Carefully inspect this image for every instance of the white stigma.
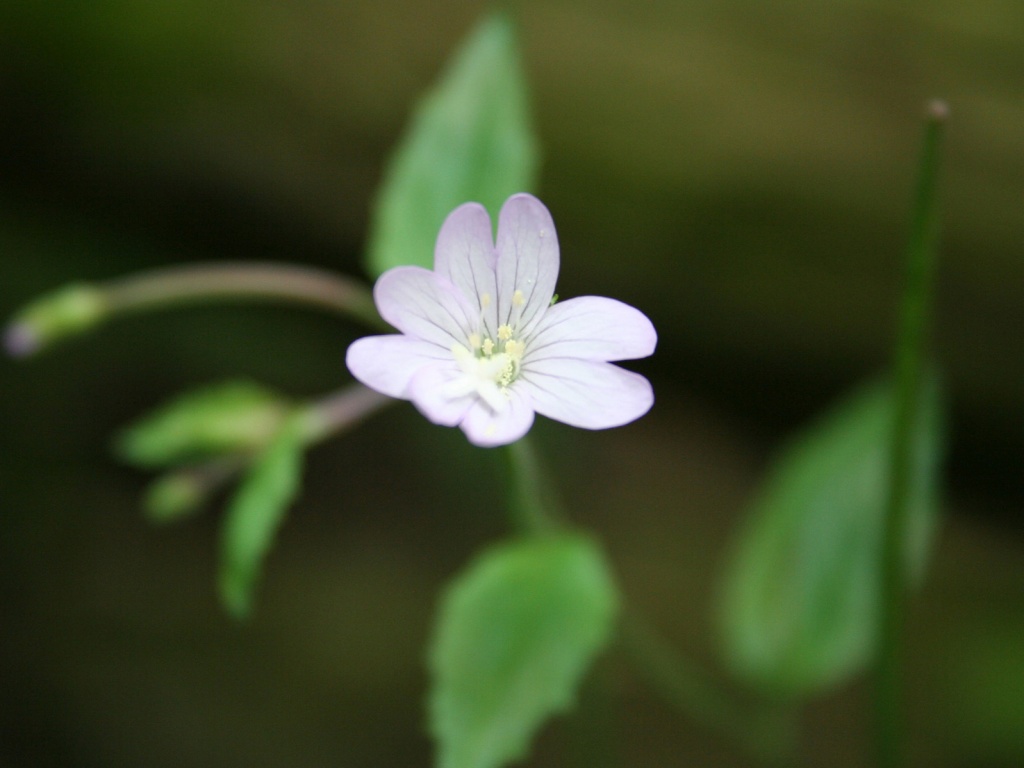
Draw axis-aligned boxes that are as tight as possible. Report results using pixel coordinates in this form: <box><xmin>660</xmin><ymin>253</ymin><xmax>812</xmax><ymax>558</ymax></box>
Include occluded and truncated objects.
<box><xmin>449</xmin><ymin>343</ymin><xmax>513</xmax><ymax>412</ymax></box>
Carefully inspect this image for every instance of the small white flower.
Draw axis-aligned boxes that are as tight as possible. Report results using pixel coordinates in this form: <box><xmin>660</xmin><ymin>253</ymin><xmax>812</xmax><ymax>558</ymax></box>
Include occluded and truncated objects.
<box><xmin>346</xmin><ymin>193</ymin><xmax>656</xmax><ymax>447</ymax></box>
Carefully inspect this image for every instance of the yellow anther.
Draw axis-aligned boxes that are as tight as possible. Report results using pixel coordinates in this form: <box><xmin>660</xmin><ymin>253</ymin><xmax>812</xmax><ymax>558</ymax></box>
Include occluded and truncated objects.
<box><xmin>512</xmin><ymin>289</ymin><xmax>525</xmax><ymax>307</ymax></box>
<box><xmin>498</xmin><ymin>359</ymin><xmax>516</xmax><ymax>387</ymax></box>
<box><xmin>504</xmin><ymin>339</ymin><xmax>523</xmax><ymax>357</ymax></box>
<box><xmin>481</xmin><ymin>338</ymin><xmax>495</xmax><ymax>356</ymax></box>
<box><xmin>480</xmin><ymin>293</ymin><xmax>492</xmax><ymax>309</ymax></box>
<box><xmin>497</xmin><ymin>324</ymin><xmax>513</xmax><ymax>341</ymax></box>
<box><xmin>468</xmin><ymin>333</ymin><xmax>482</xmax><ymax>350</ymax></box>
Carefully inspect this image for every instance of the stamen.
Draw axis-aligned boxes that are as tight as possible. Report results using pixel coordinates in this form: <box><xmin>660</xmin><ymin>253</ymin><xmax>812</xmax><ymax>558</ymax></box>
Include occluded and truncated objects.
<box><xmin>468</xmin><ymin>333</ymin><xmax>482</xmax><ymax>350</ymax></box>
<box><xmin>498</xmin><ymin>357</ymin><xmax>517</xmax><ymax>388</ymax></box>
<box><xmin>512</xmin><ymin>290</ymin><xmax>525</xmax><ymax>307</ymax></box>
<box><xmin>497</xmin><ymin>324</ymin><xmax>513</xmax><ymax>341</ymax></box>
<box><xmin>480</xmin><ymin>293</ymin><xmax>492</xmax><ymax>309</ymax></box>
<box><xmin>481</xmin><ymin>338</ymin><xmax>495</xmax><ymax>356</ymax></box>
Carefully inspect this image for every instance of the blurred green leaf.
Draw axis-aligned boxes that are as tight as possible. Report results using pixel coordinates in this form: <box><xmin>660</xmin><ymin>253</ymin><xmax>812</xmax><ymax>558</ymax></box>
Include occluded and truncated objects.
<box><xmin>145</xmin><ymin>470</ymin><xmax>208</xmax><ymax>523</ymax></box>
<box><xmin>365</xmin><ymin>11</ymin><xmax>538</xmax><ymax>277</ymax></box>
<box><xmin>218</xmin><ymin>417</ymin><xmax>305</xmax><ymax>619</ymax></box>
<box><xmin>115</xmin><ymin>381</ymin><xmax>291</xmax><ymax>468</ymax></box>
<box><xmin>719</xmin><ymin>377</ymin><xmax>943</xmax><ymax>697</ymax></box>
<box><xmin>429</xmin><ymin>534</ymin><xmax>618</xmax><ymax>768</ymax></box>
<box><xmin>142</xmin><ymin>458</ymin><xmax>243</xmax><ymax>524</ymax></box>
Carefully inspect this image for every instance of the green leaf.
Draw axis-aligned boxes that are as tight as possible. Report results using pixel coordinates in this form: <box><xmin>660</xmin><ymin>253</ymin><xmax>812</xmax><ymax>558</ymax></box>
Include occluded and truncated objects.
<box><xmin>719</xmin><ymin>377</ymin><xmax>943</xmax><ymax>697</ymax></box>
<box><xmin>218</xmin><ymin>417</ymin><xmax>305</xmax><ymax>619</ymax></box>
<box><xmin>365</xmin><ymin>11</ymin><xmax>538</xmax><ymax>277</ymax></box>
<box><xmin>115</xmin><ymin>380</ymin><xmax>290</xmax><ymax>468</ymax></box>
<box><xmin>429</xmin><ymin>534</ymin><xmax>618</xmax><ymax>768</ymax></box>
<box><xmin>142</xmin><ymin>458</ymin><xmax>243</xmax><ymax>524</ymax></box>
<box><xmin>144</xmin><ymin>470</ymin><xmax>209</xmax><ymax>523</ymax></box>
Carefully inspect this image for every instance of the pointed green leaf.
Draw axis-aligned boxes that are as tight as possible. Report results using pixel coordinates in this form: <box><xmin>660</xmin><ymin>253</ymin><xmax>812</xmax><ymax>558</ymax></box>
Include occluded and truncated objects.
<box><xmin>365</xmin><ymin>11</ymin><xmax>538</xmax><ymax>277</ymax></box>
<box><xmin>719</xmin><ymin>377</ymin><xmax>943</xmax><ymax>697</ymax></box>
<box><xmin>218</xmin><ymin>417</ymin><xmax>305</xmax><ymax>619</ymax></box>
<box><xmin>115</xmin><ymin>381</ymin><xmax>290</xmax><ymax>468</ymax></box>
<box><xmin>429</xmin><ymin>534</ymin><xmax>618</xmax><ymax>768</ymax></box>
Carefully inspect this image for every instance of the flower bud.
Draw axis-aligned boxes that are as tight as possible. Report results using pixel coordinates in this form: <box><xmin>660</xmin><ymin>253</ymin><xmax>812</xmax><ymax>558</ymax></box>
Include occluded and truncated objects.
<box><xmin>5</xmin><ymin>284</ymin><xmax>107</xmax><ymax>358</ymax></box>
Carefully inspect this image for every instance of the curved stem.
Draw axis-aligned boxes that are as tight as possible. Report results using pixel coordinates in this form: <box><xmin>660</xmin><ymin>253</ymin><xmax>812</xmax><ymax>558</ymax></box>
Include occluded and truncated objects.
<box><xmin>104</xmin><ymin>262</ymin><xmax>385</xmax><ymax>329</ymax></box>
<box><xmin>875</xmin><ymin>100</ymin><xmax>947</xmax><ymax>768</ymax></box>
<box><xmin>300</xmin><ymin>384</ymin><xmax>394</xmax><ymax>444</ymax></box>
<box><xmin>7</xmin><ymin>263</ymin><xmax>387</xmax><ymax>358</ymax></box>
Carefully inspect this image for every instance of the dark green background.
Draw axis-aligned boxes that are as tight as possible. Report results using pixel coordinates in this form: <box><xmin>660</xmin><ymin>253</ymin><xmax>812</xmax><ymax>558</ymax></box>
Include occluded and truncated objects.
<box><xmin>2</xmin><ymin>1</ymin><xmax>1022</xmax><ymax>766</ymax></box>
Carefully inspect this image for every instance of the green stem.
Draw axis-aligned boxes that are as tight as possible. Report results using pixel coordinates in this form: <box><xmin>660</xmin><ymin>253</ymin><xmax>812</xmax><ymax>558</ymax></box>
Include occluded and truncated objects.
<box><xmin>104</xmin><ymin>262</ymin><xmax>385</xmax><ymax>329</ymax></box>
<box><xmin>6</xmin><ymin>262</ymin><xmax>386</xmax><ymax>356</ymax></box>
<box><xmin>875</xmin><ymin>99</ymin><xmax>948</xmax><ymax>768</ymax></box>
<box><xmin>502</xmin><ymin>436</ymin><xmax>564</xmax><ymax>535</ymax></box>
<box><xmin>300</xmin><ymin>383</ymin><xmax>394</xmax><ymax>444</ymax></box>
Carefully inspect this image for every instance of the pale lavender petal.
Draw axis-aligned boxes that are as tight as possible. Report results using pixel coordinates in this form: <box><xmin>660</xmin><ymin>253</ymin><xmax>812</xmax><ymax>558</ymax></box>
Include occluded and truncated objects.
<box><xmin>346</xmin><ymin>335</ymin><xmax>450</xmax><ymax>399</ymax></box>
<box><xmin>459</xmin><ymin>387</ymin><xmax>535</xmax><ymax>447</ymax></box>
<box><xmin>494</xmin><ymin>194</ymin><xmax>559</xmax><ymax>338</ymax></box>
<box><xmin>433</xmin><ymin>202</ymin><xmax>499</xmax><ymax>338</ymax></box>
<box><xmin>407</xmin><ymin>363</ymin><xmax>476</xmax><ymax>427</ymax></box>
<box><xmin>525</xmin><ymin>296</ymin><xmax>657</xmax><ymax>363</ymax></box>
<box><xmin>374</xmin><ymin>266</ymin><xmax>477</xmax><ymax>348</ymax></box>
<box><xmin>521</xmin><ymin>358</ymin><xmax>653</xmax><ymax>429</ymax></box>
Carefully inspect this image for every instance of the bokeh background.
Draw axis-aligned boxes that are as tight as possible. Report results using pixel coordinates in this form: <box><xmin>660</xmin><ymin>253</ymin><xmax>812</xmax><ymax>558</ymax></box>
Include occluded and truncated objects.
<box><xmin>2</xmin><ymin>1</ymin><xmax>1022</xmax><ymax>766</ymax></box>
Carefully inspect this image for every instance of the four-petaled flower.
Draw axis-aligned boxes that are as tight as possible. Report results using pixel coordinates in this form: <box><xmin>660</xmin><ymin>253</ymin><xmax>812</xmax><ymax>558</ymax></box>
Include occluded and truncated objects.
<box><xmin>346</xmin><ymin>193</ymin><xmax>656</xmax><ymax>447</ymax></box>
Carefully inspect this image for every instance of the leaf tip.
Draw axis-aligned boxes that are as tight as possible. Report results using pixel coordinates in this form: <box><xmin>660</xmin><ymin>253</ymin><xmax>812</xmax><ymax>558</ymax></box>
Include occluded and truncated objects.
<box><xmin>218</xmin><ymin>570</ymin><xmax>255</xmax><ymax>621</ymax></box>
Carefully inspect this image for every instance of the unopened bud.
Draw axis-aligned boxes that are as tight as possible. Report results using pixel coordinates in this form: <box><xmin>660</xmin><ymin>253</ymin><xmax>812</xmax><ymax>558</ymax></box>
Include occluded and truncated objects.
<box><xmin>4</xmin><ymin>284</ymin><xmax>107</xmax><ymax>358</ymax></box>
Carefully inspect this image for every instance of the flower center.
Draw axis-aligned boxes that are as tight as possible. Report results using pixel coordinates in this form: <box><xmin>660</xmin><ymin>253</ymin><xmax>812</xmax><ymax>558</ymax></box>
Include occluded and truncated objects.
<box><xmin>444</xmin><ymin>290</ymin><xmax>529</xmax><ymax>411</ymax></box>
<box><xmin>463</xmin><ymin>326</ymin><xmax>524</xmax><ymax>384</ymax></box>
